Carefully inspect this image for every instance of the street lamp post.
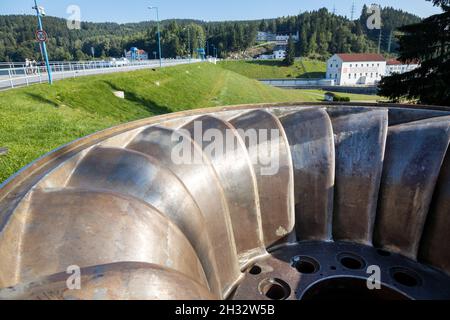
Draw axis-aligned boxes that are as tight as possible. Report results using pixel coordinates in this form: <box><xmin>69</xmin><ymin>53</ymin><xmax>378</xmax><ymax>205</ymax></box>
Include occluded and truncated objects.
<box><xmin>149</xmin><ymin>6</ymin><xmax>162</xmax><ymax>68</ymax></box>
<box><xmin>33</xmin><ymin>0</ymin><xmax>52</xmax><ymax>84</ymax></box>
<box><xmin>184</xmin><ymin>27</ymin><xmax>191</xmax><ymax>63</ymax></box>
<box><xmin>211</xmin><ymin>44</ymin><xmax>217</xmax><ymax>59</ymax></box>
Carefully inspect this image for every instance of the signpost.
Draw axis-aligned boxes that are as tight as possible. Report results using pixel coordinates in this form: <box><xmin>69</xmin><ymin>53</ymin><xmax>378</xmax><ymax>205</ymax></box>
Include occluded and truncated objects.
<box><xmin>33</xmin><ymin>0</ymin><xmax>53</xmax><ymax>84</ymax></box>
<box><xmin>35</xmin><ymin>30</ymin><xmax>47</xmax><ymax>42</ymax></box>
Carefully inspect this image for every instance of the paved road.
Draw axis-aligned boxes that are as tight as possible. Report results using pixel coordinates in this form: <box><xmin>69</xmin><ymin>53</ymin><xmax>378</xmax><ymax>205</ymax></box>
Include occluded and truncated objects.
<box><xmin>0</xmin><ymin>59</ymin><xmax>198</xmax><ymax>91</ymax></box>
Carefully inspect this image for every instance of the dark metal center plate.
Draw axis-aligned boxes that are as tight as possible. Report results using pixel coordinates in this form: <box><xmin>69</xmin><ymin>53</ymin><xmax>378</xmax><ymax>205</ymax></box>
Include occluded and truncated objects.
<box><xmin>231</xmin><ymin>241</ymin><xmax>450</xmax><ymax>300</ymax></box>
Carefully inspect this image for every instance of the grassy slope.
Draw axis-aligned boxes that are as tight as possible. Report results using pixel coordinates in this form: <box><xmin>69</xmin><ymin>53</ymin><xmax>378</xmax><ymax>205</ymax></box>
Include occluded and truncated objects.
<box><xmin>218</xmin><ymin>59</ymin><xmax>327</xmax><ymax>79</ymax></box>
<box><xmin>0</xmin><ymin>62</ymin><xmax>379</xmax><ymax>183</ymax></box>
<box><xmin>0</xmin><ymin>63</ymin><xmax>307</xmax><ymax>182</ymax></box>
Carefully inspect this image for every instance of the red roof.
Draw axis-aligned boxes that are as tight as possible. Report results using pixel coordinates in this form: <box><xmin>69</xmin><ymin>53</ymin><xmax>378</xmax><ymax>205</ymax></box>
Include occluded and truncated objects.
<box><xmin>336</xmin><ymin>53</ymin><xmax>386</xmax><ymax>62</ymax></box>
<box><xmin>387</xmin><ymin>58</ymin><xmax>420</xmax><ymax>65</ymax></box>
<box><xmin>387</xmin><ymin>59</ymin><xmax>402</xmax><ymax>65</ymax></box>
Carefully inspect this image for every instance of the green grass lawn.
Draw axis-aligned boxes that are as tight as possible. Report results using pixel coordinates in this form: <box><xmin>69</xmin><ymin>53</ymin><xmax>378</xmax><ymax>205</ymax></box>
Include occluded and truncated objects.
<box><xmin>218</xmin><ymin>59</ymin><xmax>327</xmax><ymax>79</ymax></box>
<box><xmin>0</xmin><ymin>62</ymin><xmax>378</xmax><ymax>183</ymax></box>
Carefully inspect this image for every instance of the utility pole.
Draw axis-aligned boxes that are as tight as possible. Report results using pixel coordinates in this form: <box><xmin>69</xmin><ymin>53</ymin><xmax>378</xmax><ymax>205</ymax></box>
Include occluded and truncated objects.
<box><xmin>387</xmin><ymin>29</ymin><xmax>393</xmax><ymax>53</ymax></box>
<box><xmin>374</xmin><ymin>3</ymin><xmax>383</xmax><ymax>54</ymax></box>
<box><xmin>149</xmin><ymin>6</ymin><xmax>162</xmax><ymax>68</ymax></box>
<box><xmin>185</xmin><ymin>26</ymin><xmax>191</xmax><ymax>62</ymax></box>
<box><xmin>377</xmin><ymin>28</ymin><xmax>382</xmax><ymax>54</ymax></box>
<box><xmin>211</xmin><ymin>44</ymin><xmax>216</xmax><ymax>59</ymax></box>
<box><xmin>33</xmin><ymin>0</ymin><xmax>52</xmax><ymax>84</ymax></box>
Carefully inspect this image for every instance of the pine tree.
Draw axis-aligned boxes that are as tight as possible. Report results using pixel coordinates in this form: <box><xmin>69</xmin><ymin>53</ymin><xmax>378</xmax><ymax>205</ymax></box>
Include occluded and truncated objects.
<box><xmin>284</xmin><ymin>35</ymin><xmax>296</xmax><ymax>66</ymax></box>
<box><xmin>379</xmin><ymin>0</ymin><xmax>450</xmax><ymax>105</ymax></box>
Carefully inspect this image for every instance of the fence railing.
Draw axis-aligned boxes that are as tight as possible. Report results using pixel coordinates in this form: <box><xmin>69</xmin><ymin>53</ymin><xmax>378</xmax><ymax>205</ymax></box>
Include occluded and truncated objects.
<box><xmin>0</xmin><ymin>59</ymin><xmax>200</xmax><ymax>90</ymax></box>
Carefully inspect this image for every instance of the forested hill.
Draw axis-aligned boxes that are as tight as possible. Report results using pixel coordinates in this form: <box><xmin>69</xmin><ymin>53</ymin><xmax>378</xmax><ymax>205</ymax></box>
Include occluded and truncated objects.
<box><xmin>0</xmin><ymin>6</ymin><xmax>421</xmax><ymax>62</ymax></box>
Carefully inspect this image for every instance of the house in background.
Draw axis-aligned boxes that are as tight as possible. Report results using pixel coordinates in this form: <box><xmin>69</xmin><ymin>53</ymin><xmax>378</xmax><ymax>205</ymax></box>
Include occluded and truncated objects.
<box><xmin>257</xmin><ymin>46</ymin><xmax>287</xmax><ymax>60</ymax></box>
<box><xmin>256</xmin><ymin>31</ymin><xmax>299</xmax><ymax>45</ymax></box>
<box><xmin>126</xmin><ymin>47</ymin><xmax>149</xmax><ymax>61</ymax></box>
<box><xmin>326</xmin><ymin>53</ymin><xmax>386</xmax><ymax>86</ymax></box>
<box><xmin>273</xmin><ymin>45</ymin><xmax>287</xmax><ymax>59</ymax></box>
<box><xmin>385</xmin><ymin>58</ymin><xmax>420</xmax><ymax>76</ymax></box>
<box><xmin>257</xmin><ymin>54</ymin><xmax>275</xmax><ymax>60</ymax></box>
<box><xmin>275</xmin><ymin>32</ymin><xmax>300</xmax><ymax>45</ymax></box>
<box><xmin>256</xmin><ymin>31</ymin><xmax>276</xmax><ymax>42</ymax></box>
<box><xmin>273</xmin><ymin>49</ymin><xmax>286</xmax><ymax>60</ymax></box>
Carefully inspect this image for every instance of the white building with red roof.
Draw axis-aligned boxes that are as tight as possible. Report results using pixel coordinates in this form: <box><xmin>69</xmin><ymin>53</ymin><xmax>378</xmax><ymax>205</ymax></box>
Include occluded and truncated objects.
<box><xmin>326</xmin><ymin>53</ymin><xmax>387</xmax><ymax>86</ymax></box>
<box><xmin>385</xmin><ymin>58</ymin><xmax>420</xmax><ymax>76</ymax></box>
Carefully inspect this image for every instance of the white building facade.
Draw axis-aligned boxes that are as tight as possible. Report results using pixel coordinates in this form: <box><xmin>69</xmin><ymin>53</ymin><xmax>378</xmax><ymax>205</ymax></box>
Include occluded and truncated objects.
<box><xmin>273</xmin><ymin>49</ymin><xmax>286</xmax><ymax>59</ymax></box>
<box><xmin>385</xmin><ymin>59</ymin><xmax>419</xmax><ymax>76</ymax></box>
<box><xmin>326</xmin><ymin>53</ymin><xmax>386</xmax><ymax>86</ymax></box>
<box><xmin>257</xmin><ymin>54</ymin><xmax>275</xmax><ymax>60</ymax></box>
<box><xmin>256</xmin><ymin>31</ymin><xmax>299</xmax><ymax>45</ymax></box>
<box><xmin>257</xmin><ymin>45</ymin><xmax>287</xmax><ymax>60</ymax></box>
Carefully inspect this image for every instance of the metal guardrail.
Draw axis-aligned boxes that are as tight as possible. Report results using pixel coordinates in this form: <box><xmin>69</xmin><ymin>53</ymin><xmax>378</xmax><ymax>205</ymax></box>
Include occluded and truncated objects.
<box><xmin>0</xmin><ymin>59</ymin><xmax>201</xmax><ymax>90</ymax></box>
<box><xmin>259</xmin><ymin>78</ymin><xmax>336</xmax><ymax>86</ymax></box>
<box><xmin>0</xmin><ymin>59</ymin><xmax>171</xmax><ymax>69</ymax></box>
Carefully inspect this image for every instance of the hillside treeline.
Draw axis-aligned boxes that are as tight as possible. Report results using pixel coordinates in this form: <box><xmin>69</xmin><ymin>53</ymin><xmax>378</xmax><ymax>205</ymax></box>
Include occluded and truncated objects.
<box><xmin>0</xmin><ymin>6</ymin><xmax>420</xmax><ymax>62</ymax></box>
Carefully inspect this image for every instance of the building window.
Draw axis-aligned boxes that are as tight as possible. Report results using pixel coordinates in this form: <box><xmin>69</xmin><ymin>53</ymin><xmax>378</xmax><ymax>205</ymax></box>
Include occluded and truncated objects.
<box><xmin>349</xmin><ymin>74</ymin><xmax>351</xmax><ymax>79</ymax></box>
<box><xmin>356</xmin><ymin>64</ymin><xmax>358</xmax><ymax>67</ymax></box>
<box><xmin>350</xmin><ymin>64</ymin><xmax>352</xmax><ymax>67</ymax></box>
<box><xmin>370</xmin><ymin>73</ymin><xmax>373</xmax><ymax>78</ymax></box>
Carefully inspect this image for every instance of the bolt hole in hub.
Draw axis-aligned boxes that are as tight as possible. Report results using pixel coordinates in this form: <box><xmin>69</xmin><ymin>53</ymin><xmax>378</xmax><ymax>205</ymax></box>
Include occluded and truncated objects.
<box><xmin>292</xmin><ymin>256</ymin><xmax>320</xmax><ymax>274</ymax></box>
<box><xmin>301</xmin><ymin>278</ymin><xmax>410</xmax><ymax>300</ymax></box>
<box><xmin>249</xmin><ymin>265</ymin><xmax>262</xmax><ymax>275</ymax></box>
<box><xmin>391</xmin><ymin>267</ymin><xmax>422</xmax><ymax>287</ymax></box>
<box><xmin>338</xmin><ymin>253</ymin><xmax>366</xmax><ymax>270</ymax></box>
<box><xmin>259</xmin><ymin>278</ymin><xmax>291</xmax><ymax>300</ymax></box>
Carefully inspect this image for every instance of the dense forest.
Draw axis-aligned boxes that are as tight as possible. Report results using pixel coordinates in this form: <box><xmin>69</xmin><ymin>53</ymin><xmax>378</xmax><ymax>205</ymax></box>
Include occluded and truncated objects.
<box><xmin>0</xmin><ymin>6</ymin><xmax>421</xmax><ymax>62</ymax></box>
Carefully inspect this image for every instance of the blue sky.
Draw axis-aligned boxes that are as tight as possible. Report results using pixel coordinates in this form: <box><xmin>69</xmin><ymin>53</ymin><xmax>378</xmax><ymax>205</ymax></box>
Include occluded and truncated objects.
<box><xmin>0</xmin><ymin>0</ymin><xmax>442</xmax><ymax>23</ymax></box>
